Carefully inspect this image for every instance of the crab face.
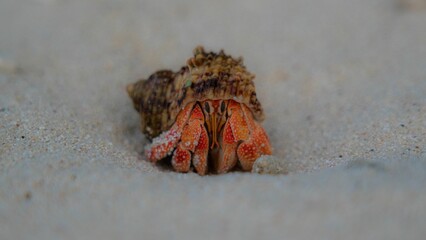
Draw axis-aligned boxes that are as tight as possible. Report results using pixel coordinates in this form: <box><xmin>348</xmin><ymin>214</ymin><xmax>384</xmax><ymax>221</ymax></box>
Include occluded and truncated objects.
<box><xmin>127</xmin><ymin>46</ymin><xmax>273</xmax><ymax>175</ymax></box>
<box><xmin>201</xmin><ymin>100</ymin><xmax>227</xmax><ymax>149</ymax></box>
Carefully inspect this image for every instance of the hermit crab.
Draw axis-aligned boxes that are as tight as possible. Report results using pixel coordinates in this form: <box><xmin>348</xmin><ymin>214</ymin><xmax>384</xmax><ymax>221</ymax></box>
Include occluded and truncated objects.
<box><xmin>127</xmin><ymin>46</ymin><xmax>272</xmax><ymax>175</ymax></box>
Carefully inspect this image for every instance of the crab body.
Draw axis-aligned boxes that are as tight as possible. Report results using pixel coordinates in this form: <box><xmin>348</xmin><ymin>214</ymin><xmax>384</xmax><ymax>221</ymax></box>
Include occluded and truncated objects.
<box><xmin>127</xmin><ymin>46</ymin><xmax>272</xmax><ymax>175</ymax></box>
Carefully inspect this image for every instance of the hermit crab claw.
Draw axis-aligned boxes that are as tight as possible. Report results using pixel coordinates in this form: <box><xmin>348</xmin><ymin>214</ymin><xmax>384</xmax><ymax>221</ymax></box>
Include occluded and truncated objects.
<box><xmin>144</xmin><ymin>102</ymin><xmax>209</xmax><ymax>175</ymax></box>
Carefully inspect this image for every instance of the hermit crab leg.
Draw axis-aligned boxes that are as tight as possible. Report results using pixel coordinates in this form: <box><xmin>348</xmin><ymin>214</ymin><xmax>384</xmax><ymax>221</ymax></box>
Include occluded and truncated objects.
<box><xmin>145</xmin><ymin>102</ymin><xmax>195</xmax><ymax>162</ymax></box>
<box><xmin>192</xmin><ymin>124</ymin><xmax>209</xmax><ymax>175</ymax></box>
<box><xmin>217</xmin><ymin>101</ymin><xmax>250</xmax><ymax>173</ymax></box>
<box><xmin>237</xmin><ymin>105</ymin><xmax>272</xmax><ymax>171</ymax></box>
<box><xmin>217</xmin><ymin>120</ymin><xmax>238</xmax><ymax>174</ymax></box>
<box><xmin>171</xmin><ymin>104</ymin><xmax>208</xmax><ymax>174</ymax></box>
<box><xmin>241</xmin><ymin>104</ymin><xmax>272</xmax><ymax>155</ymax></box>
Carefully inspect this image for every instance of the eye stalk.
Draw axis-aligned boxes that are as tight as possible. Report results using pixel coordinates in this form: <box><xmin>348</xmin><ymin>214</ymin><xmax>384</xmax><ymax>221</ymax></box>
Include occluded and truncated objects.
<box><xmin>201</xmin><ymin>100</ymin><xmax>228</xmax><ymax>149</ymax></box>
<box><xmin>204</xmin><ymin>102</ymin><xmax>211</xmax><ymax>114</ymax></box>
<box><xmin>220</xmin><ymin>101</ymin><xmax>226</xmax><ymax>114</ymax></box>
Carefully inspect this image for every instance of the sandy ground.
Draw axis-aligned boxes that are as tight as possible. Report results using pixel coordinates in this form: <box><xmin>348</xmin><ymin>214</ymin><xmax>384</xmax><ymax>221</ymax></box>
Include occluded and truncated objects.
<box><xmin>1</xmin><ymin>0</ymin><xmax>426</xmax><ymax>239</ymax></box>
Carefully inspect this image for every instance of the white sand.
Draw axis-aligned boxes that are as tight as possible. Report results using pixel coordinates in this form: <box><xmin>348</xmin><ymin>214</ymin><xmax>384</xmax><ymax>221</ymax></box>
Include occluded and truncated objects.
<box><xmin>1</xmin><ymin>0</ymin><xmax>426</xmax><ymax>239</ymax></box>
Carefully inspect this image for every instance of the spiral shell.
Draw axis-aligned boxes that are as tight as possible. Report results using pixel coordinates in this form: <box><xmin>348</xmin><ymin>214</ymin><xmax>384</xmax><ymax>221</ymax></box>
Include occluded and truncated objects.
<box><xmin>127</xmin><ymin>46</ymin><xmax>265</xmax><ymax>139</ymax></box>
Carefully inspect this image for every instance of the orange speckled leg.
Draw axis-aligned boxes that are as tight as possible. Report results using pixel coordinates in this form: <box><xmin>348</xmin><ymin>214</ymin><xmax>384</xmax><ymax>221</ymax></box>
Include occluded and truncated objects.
<box><xmin>171</xmin><ymin>145</ymin><xmax>191</xmax><ymax>172</ymax></box>
<box><xmin>252</xmin><ymin>123</ymin><xmax>273</xmax><ymax>155</ymax></box>
<box><xmin>192</xmin><ymin>124</ymin><xmax>209</xmax><ymax>175</ymax></box>
<box><xmin>236</xmin><ymin>141</ymin><xmax>260</xmax><ymax>171</ymax></box>
<box><xmin>145</xmin><ymin>102</ymin><xmax>195</xmax><ymax>162</ymax></box>
<box><xmin>171</xmin><ymin>118</ymin><xmax>201</xmax><ymax>172</ymax></box>
<box><xmin>237</xmin><ymin>105</ymin><xmax>272</xmax><ymax>171</ymax></box>
<box><xmin>217</xmin><ymin>101</ymin><xmax>249</xmax><ymax>173</ymax></box>
<box><xmin>171</xmin><ymin>104</ymin><xmax>208</xmax><ymax>174</ymax></box>
<box><xmin>217</xmin><ymin>125</ymin><xmax>238</xmax><ymax>173</ymax></box>
<box><xmin>242</xmin><ymin>105</ymin><xmax>272</xmax><ymax>155</ymax></box>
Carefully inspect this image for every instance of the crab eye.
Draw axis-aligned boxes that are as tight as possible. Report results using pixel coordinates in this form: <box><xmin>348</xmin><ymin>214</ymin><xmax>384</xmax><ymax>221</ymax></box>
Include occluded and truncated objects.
<box><xmin>220</xmin><ymin>101</ymin><xmax>226</xmax><ymax>113</ymax></box>
<box><xmin>204</xmin><ymin>102</ymin><xmax>210</xmax><ymax>114</ymax></box>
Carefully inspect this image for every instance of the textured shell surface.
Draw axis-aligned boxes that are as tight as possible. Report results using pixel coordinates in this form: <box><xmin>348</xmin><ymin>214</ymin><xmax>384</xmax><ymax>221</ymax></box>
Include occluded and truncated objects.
<box><xmin>127</xmin><ymin>46</ymin><xmax>265</xmax><ymax>139</ymax></box>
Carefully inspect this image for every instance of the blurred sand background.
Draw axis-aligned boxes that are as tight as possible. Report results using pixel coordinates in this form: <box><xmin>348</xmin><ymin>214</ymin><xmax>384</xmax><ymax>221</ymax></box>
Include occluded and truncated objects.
<box><xmin>1</xmin><ymin>0</ymin><xmax>426</xmax><ymax>239</ymax></box>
